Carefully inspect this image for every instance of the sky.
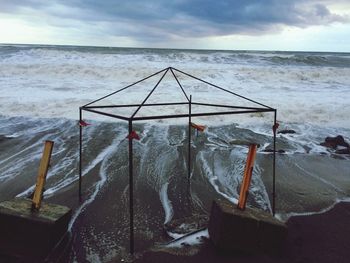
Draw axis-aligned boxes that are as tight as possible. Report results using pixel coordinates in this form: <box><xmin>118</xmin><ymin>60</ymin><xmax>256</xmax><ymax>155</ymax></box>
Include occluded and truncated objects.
<box><xmin>0</xmin><ymin>0</ymin><xmax>349</xmax><ymax>52</ymax></box>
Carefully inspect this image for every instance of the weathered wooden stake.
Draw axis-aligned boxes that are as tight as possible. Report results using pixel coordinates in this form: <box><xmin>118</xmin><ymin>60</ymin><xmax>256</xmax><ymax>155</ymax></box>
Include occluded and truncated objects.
<box><xmin>31</xmin><ymin>140</ymin><xmax>54</xmax><ymax>211</ymax></box>
<box><xmin>237</xmin><ymin>144</ymin><xmax>257</xmax><ymax>210</ymax></box>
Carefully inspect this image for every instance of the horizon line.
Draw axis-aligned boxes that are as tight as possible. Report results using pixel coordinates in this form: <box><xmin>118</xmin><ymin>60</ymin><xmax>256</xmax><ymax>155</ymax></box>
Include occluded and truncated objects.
<box><xmin>0</xmin><ymin>42</ymin><xmax>349</xmax><ymax>54</ymax></box>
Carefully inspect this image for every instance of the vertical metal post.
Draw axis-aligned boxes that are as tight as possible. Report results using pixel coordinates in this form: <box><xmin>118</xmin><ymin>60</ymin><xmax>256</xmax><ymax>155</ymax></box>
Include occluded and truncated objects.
<box><xmin>128</xmin><ymin>120</ymin><xmax>134</xmax><ymax>255</ymax></box>
<box><xmin>272</xmin><ymin>110</ymin><xmax>277</xmax><ymax>216</ymax></box>
<box><xmin>188</xmin><ymin>95</ymin><xmax>192</xmax><ymax>181</ymax></box>
<box><xmin>79</xmin><ymin>108</ymin><xmax>82</xmax><ymax>201</ymax></box>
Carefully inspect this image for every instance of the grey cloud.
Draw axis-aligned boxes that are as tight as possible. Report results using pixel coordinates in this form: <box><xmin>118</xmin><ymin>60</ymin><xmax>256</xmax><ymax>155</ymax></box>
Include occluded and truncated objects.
<box><xmin>0</xmin><ymin>0</ymin><xmax>349</xmax><ymax>40</ymax></box>
<box><xmin>0</xmin><ymin>0</ymin><xmax>47</xmax><ymax>13</ymax></box>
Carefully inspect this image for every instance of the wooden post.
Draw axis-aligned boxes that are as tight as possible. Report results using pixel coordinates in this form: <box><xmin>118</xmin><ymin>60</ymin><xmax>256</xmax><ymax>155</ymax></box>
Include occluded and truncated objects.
<box><xmin>237</xmin><ymin>144</ymin><xmax>257</xmax><ymax>211</ymax></box>
<box><xmin>31</xmin><ymin>140</ymin><xmax>54</xmax><ymax>211</ymax></box>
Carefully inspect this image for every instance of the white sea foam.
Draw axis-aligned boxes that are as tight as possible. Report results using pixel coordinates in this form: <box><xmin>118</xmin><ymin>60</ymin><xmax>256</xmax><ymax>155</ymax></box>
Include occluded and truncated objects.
<box><xmin>276</xmin><ymin>198</ymin><xmax>350</xmax><ymax>222</ymax></box>
<box><xmin>160</xmin><ymin>182</ymin><xmax>174</xmax><ymax>224</ymax></box>
<box><xmin>198</xmin><ymin>150</ymin><xmax>237</xmax><ymax>204</ymax></box>
<box><xmin>165</xmin><ymin>229</ymin><xmax>209</xmax><ymax>248</ymax></box>
<box><xmin>198</xmin><ymin>138</ymin><xmax>272</xmax><ymax>212</ymax></box>
<box><xmin>69</xmin><ymin>126</ymin><xmax>127</xmax><ymax>229</ymax></box>
<box><xmin>1</xmin><ymin>46</ymin><xmax>349</xmax><ymax>246</ymax></box>
<box><xmin>294</xmin><ymin>162</ymin><xmax>345</xmax><ymax>193</ymax></box>
<box><xmin>1</xmin><ymin>45</ymin><xmax>349</xmax><ymax>129</ymax></box>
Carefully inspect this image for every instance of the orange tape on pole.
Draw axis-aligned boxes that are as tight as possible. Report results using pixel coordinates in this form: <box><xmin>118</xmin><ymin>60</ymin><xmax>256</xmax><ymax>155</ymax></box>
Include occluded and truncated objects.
<box><xmin>190</xmin><ymin>122</ymin><xmax>206</xmax><ymax>132</ymax></box>
<box><xmin>237</xmin><ymin>144</ymin><xmax>257</xmax><ymax>210</ymax></box>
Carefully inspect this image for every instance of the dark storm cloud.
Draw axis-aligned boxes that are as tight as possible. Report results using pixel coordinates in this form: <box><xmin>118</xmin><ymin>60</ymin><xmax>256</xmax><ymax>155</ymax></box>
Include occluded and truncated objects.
<box><xmin>0</xmin><ymin>0</ymin><xmax>348</xmax><ymax>40</ymax></box>
<box><xmin>65</xmin><ymin>0</ymin><xmax>348</xmax><ymax>27</ymax></box>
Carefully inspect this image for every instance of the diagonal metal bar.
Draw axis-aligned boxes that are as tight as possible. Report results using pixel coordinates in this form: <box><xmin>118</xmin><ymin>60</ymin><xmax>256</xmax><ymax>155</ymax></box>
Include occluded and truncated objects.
<box><xmin>83</xmin><ymin>67</ymin><xmax>168</xmax><ymax>107</ymax></box>
<box><xmin>131</xmin><ymin>68</ymin><xmax>170</xmax><ymax>119</ymax></box>
<box><xmin>172</xmin><ymin>67</ymin><xmax>273</xmax><ymax>109</ymax></box>
<box><xmin>170</xmin><ymin>67</ymin><xmax>190</xmax><ymax>102</ymax></box>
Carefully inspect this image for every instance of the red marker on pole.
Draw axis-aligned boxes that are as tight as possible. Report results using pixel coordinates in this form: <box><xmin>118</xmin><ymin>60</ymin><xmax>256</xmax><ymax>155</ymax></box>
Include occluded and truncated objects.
<box><xmin>127</xmin><ymin>131</ymin><xmax>140</xmax><ymax>141</ymax></box>
<box><xmin>272</xmin><ymin>122</ymin><xmax>279</xmax><ymax>134</ymax></box>
<box><xmin>190</xmin><ymin>122</ymin><xmax>206</xmax><ymax>132</ymax></box>
<box><xmin>79</xmin><ymin>120</ymin><xmax>91</xmax><ymax>127</ymax></box>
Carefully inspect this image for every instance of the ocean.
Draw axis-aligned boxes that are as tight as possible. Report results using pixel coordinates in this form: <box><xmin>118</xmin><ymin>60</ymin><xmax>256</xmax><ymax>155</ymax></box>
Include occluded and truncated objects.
<box><xmin>0</xmin><ymin>44</ymin><xmax>350</xmax><ymax>262</ymax></box>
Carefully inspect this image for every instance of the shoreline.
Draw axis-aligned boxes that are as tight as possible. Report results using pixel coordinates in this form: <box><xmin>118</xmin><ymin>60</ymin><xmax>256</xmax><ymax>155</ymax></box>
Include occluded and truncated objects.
<box><xmin>1</xmin><ymin>116</ymin><xmax>350</xmax><ymax>262</ymax></box>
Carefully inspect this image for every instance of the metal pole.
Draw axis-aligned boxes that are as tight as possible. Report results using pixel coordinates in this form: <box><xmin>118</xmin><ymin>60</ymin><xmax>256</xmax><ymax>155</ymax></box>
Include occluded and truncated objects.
<box><xmin>131</xmin><ymin>68</ymin><xmax>169</xmax><ymax>119</ymax></box>
<box><xmin>172</xmin><ymin>67</ymin><xmax>273</xmax><ymax>109</ymax></box>
<box><xmin>272</xmin><ymin>110</ymin><xmax>277</xmax><ymax>216</ymax></box>
<box><xmin>128</xmin><ymin>120</ymin><xmax>134</xmax><ymax>254</ymax></box>
<box><xmin>79</xmin><ymin>108</ymin><xmax>82</xmax><ymax>201</ymax></box>
<box><xmin>170</xmin><ymin>68</ymin><xmax>190</xmax><ymax>102</ymax></box>
<box><xmin>84</xmin><ymin>67</ymin><xmax>168</xmax><ymax>107</ymax></box>
<box><xmin>188</xmin><ymin>95</ymin><xmax>192</xmax><ymax>181</ymax></box>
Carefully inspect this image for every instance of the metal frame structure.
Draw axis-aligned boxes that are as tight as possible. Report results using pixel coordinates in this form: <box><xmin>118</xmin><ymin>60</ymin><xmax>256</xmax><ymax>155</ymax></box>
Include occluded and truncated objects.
<box><xmin>78</xmin><ymin>67</ymin><xmax>277</xmax><ymax>254</ymax></box>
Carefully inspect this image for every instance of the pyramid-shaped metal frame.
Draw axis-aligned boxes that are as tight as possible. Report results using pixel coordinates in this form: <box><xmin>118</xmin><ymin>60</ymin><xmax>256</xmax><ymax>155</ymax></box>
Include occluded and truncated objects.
<box><xmin>78</xmin><ymin>67</ymin><xmax>278</xmax><ymax>255</ymax></box>
<box><xmin>80</xmin><ymin>67</ymin><xmax>275</xmax><ymax>121</ymax></box>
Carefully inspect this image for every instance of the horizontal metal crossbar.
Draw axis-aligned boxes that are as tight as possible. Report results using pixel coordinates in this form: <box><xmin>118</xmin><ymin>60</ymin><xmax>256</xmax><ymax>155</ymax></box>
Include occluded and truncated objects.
<box><xmin>83</xmin><ymin>102</ymin><xmax>268</xmax><ymax>111</ymax></box>
<box><xmin>83</xmin><ymin>106</ymin><xmax>274</xmax><ymax>122</ymax></box>
<box><xmin>82</xmin><ymin>108</ymin><xmax>130</xmax><ymax>121</ymax></box>
<box><xmin>131</xmin><ymin>108</ymin><xmax>274</xmax><ymax>121</ymax></box>
<box><xmin>192</xmin><ymin>102</ymin><xmax>269</xmax><ymax>111</ymax></box>
<box><xmin>83</xmin><ymin>102</ymin><xmax>189</xmax><ymax>109</ymax></box>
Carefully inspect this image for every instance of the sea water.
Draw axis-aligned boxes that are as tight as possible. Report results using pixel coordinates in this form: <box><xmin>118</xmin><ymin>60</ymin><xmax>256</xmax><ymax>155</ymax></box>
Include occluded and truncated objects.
<box><xmin>1</xmin><ymin>44</ymin><xmax>350</xmax><ymax>127</ymax></box>
<box><xmin>0</xmin><ymin>44</ymin><xmax>350</xmax><ymax>262</ymax></box>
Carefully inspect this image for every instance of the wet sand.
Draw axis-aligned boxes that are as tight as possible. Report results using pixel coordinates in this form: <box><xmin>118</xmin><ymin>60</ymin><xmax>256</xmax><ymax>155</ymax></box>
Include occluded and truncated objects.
<box><xmin>134</xmin><ymin>201</ymin><xmax>350</xmax><ymax>263</ymax></box>
<box><xmin>1</xmin><ymin>117</ymin><xmax>350</xmax><ymax>262</ymax></box>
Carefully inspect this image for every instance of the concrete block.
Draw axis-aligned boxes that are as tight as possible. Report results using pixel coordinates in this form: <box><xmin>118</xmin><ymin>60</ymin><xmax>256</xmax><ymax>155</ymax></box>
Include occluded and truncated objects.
<box><xmin>208</xmin><ymin>199</ymin><xmax>287</xmax><ymax>255</ymax></box>
<box><xmin>0</xmin><ymin>198</ymin><xmax>71</xmax><ymax>259</ymax></box>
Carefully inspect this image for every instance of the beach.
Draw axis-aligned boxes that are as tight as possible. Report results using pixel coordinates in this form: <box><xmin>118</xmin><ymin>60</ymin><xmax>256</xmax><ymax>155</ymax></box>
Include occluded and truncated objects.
<box><xmin>0</xmin><ymin>44</ymin><xmax>350</xmax><ymax>262</ymax></box>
